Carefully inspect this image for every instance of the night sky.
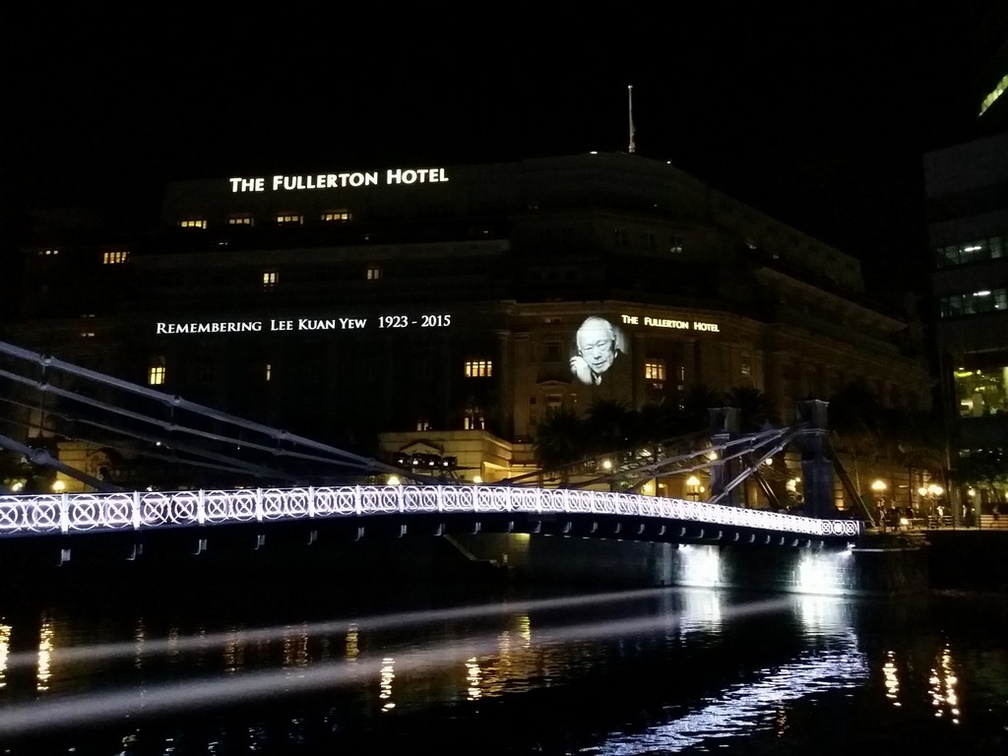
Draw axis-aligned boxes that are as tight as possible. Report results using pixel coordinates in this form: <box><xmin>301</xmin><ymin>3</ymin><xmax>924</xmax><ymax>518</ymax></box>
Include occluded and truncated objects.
<box><xmin>3</xmin><ymin>4</ymin><xmax>1003</xmax><ymax>297</ymax></box>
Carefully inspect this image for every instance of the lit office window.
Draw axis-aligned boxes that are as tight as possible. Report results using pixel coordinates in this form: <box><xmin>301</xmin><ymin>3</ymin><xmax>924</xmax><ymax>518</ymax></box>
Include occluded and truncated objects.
<box><xmin>416</xmin><ymin>418</ymin><xmax>431</xmax><ymax>431</ymax></box>
<box><xmin>263</xmin><ymin>271</ymin><xmax>278</xmax><ymax>290</ymax></box>
<box><xmin>465</xmin><ymin>360</ymin><xmax>493</xmax><ymax>378</ymax></box>
<box><xmin>367</xmin><ymin>266</ymin><xmax>382</xmax><ymax>281</ymax></box>
<box><xmin>939</xmin><ymin>288</ymin><xmax>1008</xmax><ymax>318</ymax></box>
<box><xmin>179</xmin><ymin>219</ymin><xmax>207</xmax><ymax>229</ymax></box>
<box><xmin>936</xmin><ymin>237</ymin><xmax>1005</xmax><ymax>268</ymax></box>
<box><xmin>102</xmin><ymin>250</ymin><xmax>129</xmax><ymax>265</ymax></box>
<box><xmin>265</xmin><ymin>363</ymin><xmax>272</xmax><ymax>382</ymax></box>
<box><xmin>228</xmin><ymin>216</ymin><xmax>253</xmax><ymax>226</ymax></box>
<box><xmin>276</xmin><ymin>213</ymin><xmax>303</xmax><ymax>225</ymax></box>
<box><xmin>322</xmin><ymin>210</ymin><xmax>351</xmax><ymax>222</ymax></box>
<box><xmin>148</xmin><ymin>361</ymin><xmax>166</xmax><ymax>386</ymax></box>
<box><xmin>38</xmin><ymin>249</ymin><xmax>59</xmax><ymax>256</ymax></box>
<box><xmin>955</xmin><ymin>365</ymin><xmax>1008</xmax><ymax>417</ymax></box>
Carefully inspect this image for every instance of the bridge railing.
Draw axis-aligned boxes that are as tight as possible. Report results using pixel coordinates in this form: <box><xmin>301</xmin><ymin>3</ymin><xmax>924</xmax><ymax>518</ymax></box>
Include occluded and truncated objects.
<box><xmin>0</xmin><ymin>486</ymin><xmax>862</xmax><ymax>539</ymax></box>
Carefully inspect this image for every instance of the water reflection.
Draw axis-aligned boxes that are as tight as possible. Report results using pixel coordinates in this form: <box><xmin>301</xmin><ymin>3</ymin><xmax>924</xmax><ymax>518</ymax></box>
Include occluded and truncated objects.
<box><xmin>0</xmin><ymin>588</ymin><xmax>787</xmax><ymax>739</ymax></box>
<box><xmin>0</xmin><ymin>586</ymin><xmax>1003</xmax><ymax>753</ymax></box>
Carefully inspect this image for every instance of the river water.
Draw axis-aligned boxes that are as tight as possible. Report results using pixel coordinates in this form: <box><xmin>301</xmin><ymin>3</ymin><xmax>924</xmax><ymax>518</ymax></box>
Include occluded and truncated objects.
<box><xmin>1</xmin><ymin>568</ymin><xmax>1006</xmax><ymax>755</ymax></box>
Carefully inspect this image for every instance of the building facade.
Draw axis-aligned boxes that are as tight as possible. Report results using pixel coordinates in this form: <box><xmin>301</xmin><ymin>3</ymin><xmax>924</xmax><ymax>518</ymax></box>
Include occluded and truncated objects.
<box><xmin>926</xmin><ymin>132</ymin><xmax>1008</xmax><ymax>517</ymax></box>
<box><xmin>7</xmin><ymin>153</ymin><xmax>932</xmax><ymax>497</ymax></box>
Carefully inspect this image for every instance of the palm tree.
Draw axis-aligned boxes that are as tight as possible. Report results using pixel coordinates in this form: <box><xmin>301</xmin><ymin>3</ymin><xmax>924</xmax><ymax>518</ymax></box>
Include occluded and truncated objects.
<box><xmin>827</xmin><ymin>380</ymin><xmax>884</xmax><ymax>493</ymax></box>
<box><xmin>725</xmin><ymin>386</ymin><xmax>777</xmax><ymax>431</ymax></box>
<box><xmin>680</xmin><ymin>384</ymin><xmax>725</xmax><ymax>433</ymax></box>
<box><xmin>533</xmin><ymin>408</ymin><xmax>587</xmax><ymax>480</ymax></box>
<box><xmin>583</xmin><ymin>399</ymin><xmax>633</xmax><ymax>454</ymax></box>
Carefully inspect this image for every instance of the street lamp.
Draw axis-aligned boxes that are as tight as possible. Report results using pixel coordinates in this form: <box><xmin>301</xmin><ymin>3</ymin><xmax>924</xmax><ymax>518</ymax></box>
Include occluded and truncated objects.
<box><xmin>686</xmin><ymin>475</ymin><xmax>702</xmax><ymax>501</ymax></box>
<box><xmin>871</xmin><ymin>479</ymin><xmax>887</xmax><ymax>529</ymax></box>
<box><xmin>919</xmin><ymin>483</ymin><xmax>944</xmax><ymax>526</ymax></box>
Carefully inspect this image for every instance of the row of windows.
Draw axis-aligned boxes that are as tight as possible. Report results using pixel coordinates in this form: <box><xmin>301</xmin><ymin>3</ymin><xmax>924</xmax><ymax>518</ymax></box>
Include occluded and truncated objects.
<box><xmin>180</xmin><ymin>211</ymin><xmax>353</xmax><ymax>230</ymax></box>
<box><xmin>935</xmin><ymin>236</ymin><xmax>1006</xmax><ymax>268</ymax></box>
<box><xmin>613</xmin><ymin>228</ymin><xmax>684</xmax><ymax>254</ymax></box>
<box><xmin>939</xmin><ymin>288</ymin><xmax>1008</xmax><ymax>318</ymax></box>
<box><xmin>149</xmin><ymin>359</ymin><xmax>498</xmax><ymax>386</ymax></box>
<box><xmin>148</xmin><ymin>357</ymin><xmax>707</xmax><ymax>389</ymax></box>
<box><xmin>261</xmin><ymin>266</ymin><xmax>382</xmax><ymax>289</ymax></box>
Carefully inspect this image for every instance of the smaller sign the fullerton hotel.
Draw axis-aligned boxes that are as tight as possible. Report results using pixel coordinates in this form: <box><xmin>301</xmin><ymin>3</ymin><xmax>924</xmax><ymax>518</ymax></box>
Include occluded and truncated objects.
<box><xmin>229</xmin><ymin>167</ymin><xmax>449</xmax><ymax>193</ymax></box>
<box><xmin>621</xmin><ymin>314</ymin><xmax>720</xmax><ymax>332</ymax></box>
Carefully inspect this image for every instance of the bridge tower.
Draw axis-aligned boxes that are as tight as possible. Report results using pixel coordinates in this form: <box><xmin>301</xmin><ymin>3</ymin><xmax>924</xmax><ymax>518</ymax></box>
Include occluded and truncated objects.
<box><xmin>796</xmin><ymin>399</ymin><xmax>836</xmax><ymax>519</ymax></box>
<box><xmin>708</xmin><ymin>406</ymin><xmax>741</xmax><ymax>506</ymax></box>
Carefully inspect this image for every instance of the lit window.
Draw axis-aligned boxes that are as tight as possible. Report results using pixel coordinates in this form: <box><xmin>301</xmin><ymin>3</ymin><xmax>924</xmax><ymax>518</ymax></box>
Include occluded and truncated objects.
<box><xmin>416</xmin><ymin>418</ymin><xmax>431</xmax><ymax>431</ymax></box>
<box><xmin>265</xmin><ymin>363</ymin><xmax>272</xmax><ymax>382</ymax></box>
<box><xmin>670</xmin><ymin>236</ymin><xmax>684</xmax><ymax>254</ymax></box>
<box><xmin>38</xmin><ymin>248</ymin><xmax>59</xmax><ymax>256</ymax></box>
<box><xmin>322</xmin><ymin>210</ymin><xmax>351</xmax><ymax>222</ymax></box>
<box><xmin>80</xmin><ymin>331</ymin><xmax>95</xmax><ymax>338</ymax></box>
<box><xmin>645</xmin><ymin>360</ymin><xmax>665</xmax><ymax>389</ymax></box>
<box><xmin>939</xmin><ymin>288</ymin><xmax>1008</xmax><ymax>318</ymax></box>
<box><xmin>263</xmin><ymin>271</ymin><xmax>278</xmax><ymax>290</ymax></box>
<box><xmin>367</xmin><ymin>266</ymin><xmax>382</xmax><ymax>281</ymax></box>
<box><xmin>936</xmin><ymin>237</ymin><xmax>1005</xmax><ymax>268</ymax></box>
<box><xmin>148</xmin><ymin>360</ymin><xmax>166</xmax><ymax>386</ymax></box>
<box><xmin>179</xmin><ymin>219</ymin><xmax>207</xmax><ymax>229</ymax></box>
<box><xmin>546</xmin><ymin>393</ymin><xmax>563</xmax><ymax>412</ymax></box>
<box><xmin>979</xmin><ymin>72</ymin><xmax>1008</xmax><ymax>116</ymax></box>
<box><xmin>228</xmin><ymin>216</ymin><xmax>253</xmax><ymax>226</ymax></box>
<box><xmin>954</xmin><ymin>364</ymin><xmax>1008</xmax><ymax>417</ymax></box>
<box><xmin>644</xmin><ymin>361</ymin><xmax>666</xmax><ymax>381</ymax></box>
<box><xmin>464</xmin><ymin>414</ymin><xmax>485</xmax><ymax>430</ymax></box>
<box><xmin>276</xmin><ymin>213</ymin><xmax>303</xmax><ymax>225</ymax></box>
<box><xmin>465</xmin><ymin>360</ymin><xmax>493</xmax><ymax>378</ymax></box>
<box><xmin>102</xmin><ymin>250</ymin><xmax>129</xmax><ymax>265</ymax></box>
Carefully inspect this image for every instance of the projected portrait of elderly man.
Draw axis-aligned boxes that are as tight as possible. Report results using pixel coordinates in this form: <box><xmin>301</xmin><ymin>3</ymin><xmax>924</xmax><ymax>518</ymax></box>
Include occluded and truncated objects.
<box><xmin>570</xmin><ymin>316</ymin><xmax>626</xmax><ymax>385</ymax></box>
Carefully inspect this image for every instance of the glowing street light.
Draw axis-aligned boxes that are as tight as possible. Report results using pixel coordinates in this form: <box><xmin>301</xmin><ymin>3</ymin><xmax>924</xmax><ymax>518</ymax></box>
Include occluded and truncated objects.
<box><xmin>686</xmin><ymin>475</ymin><xmax>703</xmax><ymax>501</ymax></box>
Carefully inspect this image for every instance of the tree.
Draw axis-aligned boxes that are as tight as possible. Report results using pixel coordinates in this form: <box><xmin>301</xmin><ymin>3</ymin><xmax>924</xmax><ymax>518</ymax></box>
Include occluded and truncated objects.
<box><xmin>533</xmin><ymin>408</ymin><xmax>587</xmax><ymax>477</ymax></box>
<box><xmin>583</xmin><ymin>399</ymin><xmax>633</xmax><ymax>454</ymax></box>
<box><xmin>725</xmin><ymin>386</ymin><xmax>777</xmax><ymax>431</ymax></box>
<box><xmin>680</xmin><ymin>384</ymin><xmax>724</xmax><ymax>433</ymax></box>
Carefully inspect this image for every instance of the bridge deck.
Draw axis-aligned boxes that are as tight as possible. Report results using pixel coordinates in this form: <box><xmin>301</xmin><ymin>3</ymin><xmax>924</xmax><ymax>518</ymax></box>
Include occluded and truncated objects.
<box><xmin>0</xmin><ymin>485</ymin><xmax>862</xmax><ymax>547</ymax></box>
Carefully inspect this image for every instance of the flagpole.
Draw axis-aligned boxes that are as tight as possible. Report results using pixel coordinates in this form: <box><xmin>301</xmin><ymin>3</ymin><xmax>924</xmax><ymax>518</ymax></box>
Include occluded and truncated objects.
<box><xmin>628</xmin><ymin>84</ymin><xmax>636</xmax><ymax>154</ymax></box>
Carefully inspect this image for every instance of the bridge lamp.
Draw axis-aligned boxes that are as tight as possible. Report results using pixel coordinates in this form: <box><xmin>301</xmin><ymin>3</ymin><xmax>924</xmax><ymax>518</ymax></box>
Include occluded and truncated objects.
<box><xmin>51</xmin><ymin>479</ymin><xmax>65</xmax><ymax>493</ymax></box>
<box><xmin>927</xmin><ymin>483</ymin><xmax>944</xmax><ymax>497</ymax></box>
<box><xmin>871</xmin><ymin>480</ymin><xmax>888</xmax><ymax>524</ymax></box>
<box><xmin>387</xmin><ymin>475</ymin><xmax>401</xmax><ymax>486</ymax></box>
<box><xmin>601</xmin><ymin>459</ymin><xmax>613</xmax><ymax>472</ymax></box>
<box><xmin>686</xmin><ymin>475</ymin><xmax>702</xmax><ymax>501</ymax></box>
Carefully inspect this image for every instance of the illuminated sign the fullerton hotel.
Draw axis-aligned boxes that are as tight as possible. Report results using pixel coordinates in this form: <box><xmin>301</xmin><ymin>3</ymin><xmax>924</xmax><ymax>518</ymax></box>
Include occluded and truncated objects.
<box><xmin>229</xmin><ymin>167</ymin><xmax>450</xmax><ymax>193</ymax></box>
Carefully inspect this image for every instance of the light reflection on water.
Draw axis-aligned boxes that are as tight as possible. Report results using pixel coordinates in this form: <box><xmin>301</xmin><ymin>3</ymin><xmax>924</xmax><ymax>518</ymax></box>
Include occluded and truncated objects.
<box><xmin>0</xmin><ymin>586</ymin><xmax>1003</xmax><ymax>753</ymax></box>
